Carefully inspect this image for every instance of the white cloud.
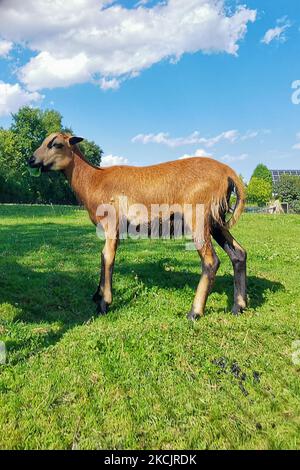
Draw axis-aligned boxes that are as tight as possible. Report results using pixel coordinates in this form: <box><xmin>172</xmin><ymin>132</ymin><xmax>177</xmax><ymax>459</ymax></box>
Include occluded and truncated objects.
<box><xmin>179</xmin><ymin>148</ymin><xmax>209</xmax><ymax>159</ymax></box>
<box><xmin>101</xmin><ymin>154</ymin><xmax>129</xmax><ymax>167</ymax></box>
<box><xmin>135</xmin><ymin>0</ymin><xmax>150</xmax><ymax>6</ymax></box>
<box><xmin>221</xmin><ymin>153</ymin><xmax>248</xmax><ymax>163</ymax></box>
<box><xmin>240</xmin><ymin>130</ymin><xmax>258</xmax><ymax>141</ymax></box>
<box><xmin>0</xmin><ymin>81</ymin><xmax>42</xmax><ymax>117</ymax></box>
<box><xmin>205</xmin><ymin>130</ymin><xmax>239</xmax><ymax>147</ymax></box>
<box><xmin>240</xmin><ymin>129</ymin><xmax>271</xmax><ymax>141</ymax></box>
<box><xmin>133</xmin><ymin>128</ymin><xmax>270</xmax><ymax>148</ymax></box>
<box><xmin>0</xmin><ymin>0</ymin><xmax>256</xmax><ymax>90</ymax></box>
<box><xmin>132</xmin><ymin>130</ymin><xmax>239</xmax><ymax>148</ymax></box>
<box><xmin>0</xmin><ymin>39</ymin><xmax>13</xmax><ymax>57</ymax></box>
<box><xmin>19</xmin><ymin>52</ymin><xmax>90</xmax><ymax>91</ymax></box>
<box><xmin>194</xmin><ymin>149</ymin><xmax>208</xmax><ymax>157</ymax></box>
<box><xmin>99</xmin><ymin>77</ymin><xmax>121</xmax><ymax>91</ymax></box>
<box><xmin>261</xmin><ymin>18</ymin><xmax>291</xmax><ymax>45</ymax></box>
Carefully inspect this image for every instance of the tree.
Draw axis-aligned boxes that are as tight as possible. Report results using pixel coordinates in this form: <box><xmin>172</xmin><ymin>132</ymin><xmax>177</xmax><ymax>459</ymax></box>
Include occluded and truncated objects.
<box><xmin>246</xmin><ymin>177</ymin><xmax>272</xmax><ymax>207</ymax></box>
<box><xmin>275</xmin><ymin>175</ymin><xmax>300</xmax><ymax>213</ymax></box>
<box><xmin>42</xmin><ymin>109</ymin><xmax>63</xmax><ymax>135</ymax></box>
<box><xmin>251</xmin><ymin>164</ymin><xmax>273</xmax><ymax>186</ymax></box>
<box><xmin>0</xmin><ymin>129</ymin><xmax>23</xmax><ymax>202</ymax></box>
<box><xmin>79</xmin><ymin>140</ymin><xmax>102</xmax><ymax>167</ymax></box>
<box><xmin>0</xmin><ymin>107</ymin><xmax>103</xmax><ymax>204</ymax></box>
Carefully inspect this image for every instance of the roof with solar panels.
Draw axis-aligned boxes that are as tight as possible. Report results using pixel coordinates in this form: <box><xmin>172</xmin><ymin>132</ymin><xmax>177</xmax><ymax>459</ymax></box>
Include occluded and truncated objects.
<box><xmin>270</xmin><ymin>170</ymin><xmax>300</xmax><ymax>185</ymax></box>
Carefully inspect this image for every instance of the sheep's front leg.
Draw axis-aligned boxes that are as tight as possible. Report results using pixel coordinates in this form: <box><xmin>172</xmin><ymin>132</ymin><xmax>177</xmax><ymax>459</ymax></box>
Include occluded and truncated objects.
<box><xmin>93</xmin><ymin>236</ymin><xmax>118</xmax><ymax>315</ymax></box>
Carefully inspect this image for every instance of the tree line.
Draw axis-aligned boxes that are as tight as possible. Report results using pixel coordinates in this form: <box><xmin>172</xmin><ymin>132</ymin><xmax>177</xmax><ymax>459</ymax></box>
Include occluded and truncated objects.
<box><xmin>0</xmin><ymin>107</ymin><xmax>103</xmax><ymax>204</ymax></box>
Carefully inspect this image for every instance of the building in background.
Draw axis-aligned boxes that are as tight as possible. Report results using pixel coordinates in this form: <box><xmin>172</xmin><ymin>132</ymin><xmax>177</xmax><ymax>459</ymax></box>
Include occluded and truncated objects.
<box><xmin>270</xmin><ymin>170</ymin><xmax>300</xmax><ymax>186</ymax></box>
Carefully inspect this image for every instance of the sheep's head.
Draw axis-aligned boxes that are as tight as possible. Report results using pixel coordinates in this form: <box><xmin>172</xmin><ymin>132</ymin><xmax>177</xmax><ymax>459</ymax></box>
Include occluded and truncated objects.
<box><xmin>28</xmin><ymin>133</ymin><xmax>83</xmax><ymax>173</ymax></box>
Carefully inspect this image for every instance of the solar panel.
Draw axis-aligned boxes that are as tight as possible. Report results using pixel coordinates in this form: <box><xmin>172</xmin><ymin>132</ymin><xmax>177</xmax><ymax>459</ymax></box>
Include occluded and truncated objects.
<box><xmin>270</xmin><ymin>170</ymin><xmax>300</xmax><ymax>185</ymax></box>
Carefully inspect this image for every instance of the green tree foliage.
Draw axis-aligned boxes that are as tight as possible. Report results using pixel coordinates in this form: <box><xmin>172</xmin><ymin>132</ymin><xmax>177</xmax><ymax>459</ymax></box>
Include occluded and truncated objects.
<box><xmin>79</xmin><ymin>140</ymin><xmax>102</xmax><ymax>167</ymax></box>
<box><xmin>246</xmin><ymin>177</ymin><xmax>273</xmax><ymax>207</ymax></box>
<box><xmin>246</xmin><ymin>163</ymin><xmax>273</xmax><ymax>207</ymax></box>
<box><xmin>0</xmin><ymin>129</ymin><xmax>23</xmax><ymax>202</ymax></box>
<box><xmin>275</xmin><ymin>175</ymin><xmax>300</xmax><ymax>213</ymax></box>
<box><xmin>0</xmin><ymin>107</ymin><xmax>103</xmax><ymax>204</ymax></box>
<box><xmin>251</xmin><ymin>164</ymin><xmax>273</xmax><ymax>186</ymax></box>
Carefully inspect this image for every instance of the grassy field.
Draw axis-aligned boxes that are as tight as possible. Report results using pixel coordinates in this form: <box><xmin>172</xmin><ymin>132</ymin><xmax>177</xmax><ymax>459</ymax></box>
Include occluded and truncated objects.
<box><xmin>0</xmin><ymin>204</ymin><xmax>299</xmax><ymax>450</ymax></box>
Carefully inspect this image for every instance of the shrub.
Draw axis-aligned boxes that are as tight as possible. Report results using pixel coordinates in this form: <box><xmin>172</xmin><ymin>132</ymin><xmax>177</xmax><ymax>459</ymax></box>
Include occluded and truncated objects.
<box><xmin>251</xmin><ymin>164</ymin><xmax>273</xmax><ymax>186</ymax></box>
<box><xmin>246</xmin><ymin>177</ymin><xmax>272</xmax><ymax>207</ymax></box>
<box><xmin>275</xmin><ymin>175</ymin><xmax>300</xmax><ymax>213</ymax></box>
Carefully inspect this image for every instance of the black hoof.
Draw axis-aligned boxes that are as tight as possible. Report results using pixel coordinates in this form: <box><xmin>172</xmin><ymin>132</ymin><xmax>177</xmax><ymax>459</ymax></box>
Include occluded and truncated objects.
<box><xmin>96</xmin><ymin>298</ymin><xmax>109</xmax><ymax>316</ymax></box>
<box><xmin>187</xmin><ymin>309</ymin><xmax>201</xmax><ymax>321</ymax></box>
<box><xmin>231</xmin><ymin>305</ymin><xmax>245</xmax><ymax>316</ymax></box>
<box><xmin>92</xmin><ymin>291</ymin><xmax>101</xmax><ymax>303</ymax></box>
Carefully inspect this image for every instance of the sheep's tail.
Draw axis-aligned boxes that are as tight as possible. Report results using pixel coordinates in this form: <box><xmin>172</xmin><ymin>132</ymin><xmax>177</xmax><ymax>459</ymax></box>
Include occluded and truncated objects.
<box><xmin>226</xmin><ymin>173</ymin><xmax>246</xmax><ymax>229</ymax></box>
<box><xmin>210</xmin><ymin>172</ymin><xmax>246</xmax><ymax>229</ymax></box>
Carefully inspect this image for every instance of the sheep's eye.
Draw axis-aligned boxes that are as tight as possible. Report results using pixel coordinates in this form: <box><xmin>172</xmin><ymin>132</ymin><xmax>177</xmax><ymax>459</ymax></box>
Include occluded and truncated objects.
<box><xmin>54</xmin><ymin>143</ymin><xmax>64</xmax><ymax>149</ymax></box>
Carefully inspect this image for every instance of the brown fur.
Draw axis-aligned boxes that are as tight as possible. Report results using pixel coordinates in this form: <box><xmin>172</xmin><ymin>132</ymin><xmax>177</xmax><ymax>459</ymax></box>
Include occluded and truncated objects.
<box><xmin>30</xmin><ymin>133</ymin><xmax>247</xmax><ymax>319</ymax></box>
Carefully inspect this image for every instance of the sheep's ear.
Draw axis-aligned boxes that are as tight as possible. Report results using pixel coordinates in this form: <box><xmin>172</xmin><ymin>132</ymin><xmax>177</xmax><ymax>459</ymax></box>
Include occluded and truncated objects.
<box><xmin>69</xmin><ymin>136</ymin><xmax>84</xmax><ymax>146</ymax></box>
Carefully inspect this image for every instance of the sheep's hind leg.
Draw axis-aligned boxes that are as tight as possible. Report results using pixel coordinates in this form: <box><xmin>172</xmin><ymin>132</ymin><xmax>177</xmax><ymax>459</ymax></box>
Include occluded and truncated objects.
<box><xmin>212</xmin><ymin>225</ymin><xmax>247</xmax><ymax>315</ymax></box>
<box><xmin>187</xmin><ymin>240</ymin><xmax>220</xmax><ymax>321</ymax></box>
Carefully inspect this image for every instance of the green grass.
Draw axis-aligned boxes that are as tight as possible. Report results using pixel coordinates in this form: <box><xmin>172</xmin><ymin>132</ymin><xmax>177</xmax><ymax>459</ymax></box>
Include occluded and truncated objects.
<box><xmin>0</xmin><ymin>204</ymin><xmax>299</xmax><ymax>450</ymax></box>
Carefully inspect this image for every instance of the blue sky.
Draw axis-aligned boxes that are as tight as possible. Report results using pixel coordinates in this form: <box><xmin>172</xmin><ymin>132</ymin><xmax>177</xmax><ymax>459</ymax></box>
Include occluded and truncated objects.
<box><xmin>0</xmin><ymin>0</ymin><xmax>299</xmax><ymax>179</ymax></box>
